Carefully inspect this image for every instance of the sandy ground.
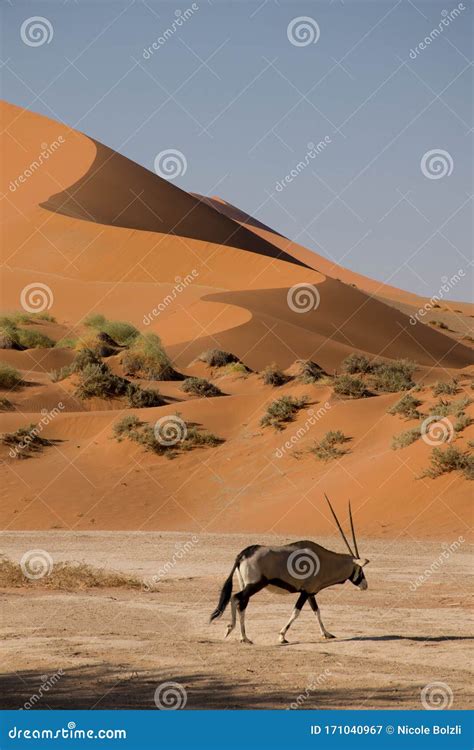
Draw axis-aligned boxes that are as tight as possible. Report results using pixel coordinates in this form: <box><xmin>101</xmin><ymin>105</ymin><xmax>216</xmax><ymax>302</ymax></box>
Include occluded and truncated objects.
<box><xmin>1</xmin><ymin>531</ymin><xmax>472</xmax><ymax>710</ymax></box>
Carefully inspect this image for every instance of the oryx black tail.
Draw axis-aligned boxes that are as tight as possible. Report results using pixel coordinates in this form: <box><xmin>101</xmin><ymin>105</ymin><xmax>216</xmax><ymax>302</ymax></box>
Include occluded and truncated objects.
<box><xmin>210</xmin><ymin>561</ymin><xmax>237</xmax><ymax>622</ymax></box>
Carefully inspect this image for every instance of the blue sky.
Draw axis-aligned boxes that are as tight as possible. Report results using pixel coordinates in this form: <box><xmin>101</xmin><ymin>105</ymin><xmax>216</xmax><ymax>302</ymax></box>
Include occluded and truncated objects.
<box><xmin>2</xmin><ymin>0</ymin><xmax>473</xmax><ymax>300</ymax></box>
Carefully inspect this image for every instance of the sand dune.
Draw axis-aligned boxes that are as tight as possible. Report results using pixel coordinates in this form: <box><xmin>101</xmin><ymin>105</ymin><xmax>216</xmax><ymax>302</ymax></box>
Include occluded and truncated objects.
<box><xmin>0</xmin><ymin>99</ymin><xmax>472</xmax><ymax>538</ymax></box>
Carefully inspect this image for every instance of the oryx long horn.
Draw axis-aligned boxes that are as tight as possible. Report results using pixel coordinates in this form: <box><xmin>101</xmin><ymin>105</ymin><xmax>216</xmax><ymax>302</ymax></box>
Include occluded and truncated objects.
<box><xmin>324</xmin><ymin>493</ymin><xmax>354</xmax><ymax>556</ymax></box>
<box><xmin>348</xmin><ymin>500</ymin><xmax>360</xmax><ymax>559</ymax></box>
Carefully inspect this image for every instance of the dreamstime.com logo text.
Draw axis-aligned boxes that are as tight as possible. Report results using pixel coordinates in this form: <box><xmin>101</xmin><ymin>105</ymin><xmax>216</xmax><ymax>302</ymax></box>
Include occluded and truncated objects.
<box><xmin>275</xmin><ymin>402</ymin><xmax>331</xmax><ymax>458</ymax></box>
<box><xmin>275</xmin><ymin>137</ymin><xmax>332</xmax><ymax>192</ymax></box>
<box><xmin>409</xmin><ymin>269</ymin><xmax>465</xmax><ymax>325</ymax></box>
<box><xmin>288</xmin><ymin>664</ymin><xmax>342</xmax><ymax>709</ymax></box>
<box><xmin>144</xmin><ymin>535</ymin><xmax>199</xmax><ymax>590</ymax></box>
<box><xmin>409</xmin><ymin>4</ymin><xmax>467</xmax><ymax>59</ymax></box>
<box><xmin>8</xmin><ymin>723</ymin><xmax>127</xmax><ymax>740</ymax></box>
<box><xmin>9</xmin><ymin>137</ymin><xmax>66</xmax><ymax>192</ymax></box>
<box><xmin>142</xmin><ymin>4</ymin><xmax>199</xmax><ymax>59</ymax></box>
<box><xmin>143</xmin><ymin>270</ymin><xmax>199</xmax><ymax>325</ymax></box>
<box><xmin>409</xmin><ymin>536</ymin><xmax>464</xmax><ymax>592</ymax></box>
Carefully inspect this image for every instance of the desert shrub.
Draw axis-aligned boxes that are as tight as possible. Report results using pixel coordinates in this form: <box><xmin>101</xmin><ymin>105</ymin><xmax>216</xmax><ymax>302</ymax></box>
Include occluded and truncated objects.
<box><xmin>122</xmin><ymin>333</ymin><xmax>180</xmax><ymax>380</ymax></box>
<box><xmin>71</xmin><ymin>347</ymin><xmax>102</xmax><ymax>372</ymax></box>
<box><xmin>333</xmin><ymin>374</ymin><xmax>370</xmax><ymax>399</ymax></box>
<box><xmin>0</xmin><ymin>556</ymin><xmax>141</xmax><ymax>590</ymax></box>
<box><xmin>112</xmin><ymin>415</ymin><xmax>142</xmax><ymax>440</ymax></box>
<box><xmin>296</xmin><ymin>360</ymin><xmax>326</xmax><ymax>383</ymax></box>
<box><xmin>391</xmin><ymin>427</ymin><xmax>420</xmax><ymax>450</ymax></box>
<box><xmin>1</xmin><ymin>423</ymin><xmax>54</xmax><ymax>459</ymax></box>
<box><xmin>0</xmin><ymin>363</ymin><xmax>23</xmax><ymax>389</ymax></box>
<box><xmin>454</xmin><ymin>413</ymin><xmax>473</xmax><ymax>433</ymax></box>
<box><xmin>0</xmin><ymin>311</ymin><xmax>55</xmax><ymax>325</ymax></box>
<box><xmin>260</xmin><ymin>395</ymin><xmax>307</xmax><ymax>430</ymax></box>
<box><xmin>341</xmin><ymin>353</ymin><xmax>374</xmax><ymax>374</ymax></box>
<box><xmin>261</xmin><ymin>363</ymin><xmax>288</xmax><ymax>387</ymax></box>
<box><xmin>0</xmin><ymin>397</ymin><xmax>14</xmax><ymax>411</ymax></box>
<box><xmin>16</xmin><ymin>328</ymin><xmax>54</xmax><ymax>349</ymax></box>
<box><xmin>181</xmin><ymin>377</ymin><xmax>222</xmax><ymax>397</ymax></box>
<box><xmin>222</xmin><ymin>362</ymin><xmax>250</xmax><ymax>376</ymax></box>
<box><xmin>429</xmin><ymin>396</ymin><xmax>472</xmax><ymax>418</ymax></box>
<box><xmin>84</xmin><ymin>313</ymin><xmax>139</xmax><ymax>345</ymax></box>
<box><xmin>311</xmin><ymin>430</ymin><xmax>350</xmax><ymax>461</ymax></box>
<box><xmin>50</xmin><ymin>365</ymin><xmax>73</xmax><ymax>383</ymax></box>
<box><xmin>371</xmin><ymin>360</ymin><xmax>416</xmax><ymax>392</ymax></box>
<box><xmin>0</xmin><ymin>324</ymin><xmax>19</xmax><ymax>350</ymax></box>
<box><xmin>432</xmin><ymin>380</ymin><xmax>459</xmax><ymax>396</ymax></box>
<box><xmin>125</xmin><ymin>383</ymin><xmax>164</xmax><ymax>408</ymax></box>
<box><xmin>74</xmin><ymin>362</ymin><xmax>129</xmax><ymax>400</ymax></box>
<box><xmin>113</xmin><ymin>416</ymin><xmax>221</xmax><ymax>457</ymax></box>
<box><xmin>198</xmin><ymin>349</ymin><xmax>239</xmax><ymax>367</ymax></box>
<box><xmin>55</xmin><ymin>336</ymin><xmax>78</xmax><ymax>349</ymax></box>
<box><xmin>423</xmin><ymin>446</ymin><xmax>473</xmax><ymax>480</ymax></box>
<box><xmin>388</xmin><ymin>394</ymin><xmax>422</xmax><ymax>420</ymax></box>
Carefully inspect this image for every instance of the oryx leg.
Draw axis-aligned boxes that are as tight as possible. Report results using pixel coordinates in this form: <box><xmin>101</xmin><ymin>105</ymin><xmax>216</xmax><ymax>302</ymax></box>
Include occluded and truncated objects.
<box><xmin>225</xmin><ymin>565</ymin><xmax>244</xmax><ymax>638</ymax></box>
<box><xmin>309</xmin><ymin>595</ymin><xmax>335</xmax><ymax>639</ymax></box>
<box><xmin>233</xmin><ymin>581</ymin><xmax>266</xmax><ymax>644</ymax></box>
<box><xmin>279</xmin><ymin>592</ymin><xmax>308</xmax><ymax>644</ymax></box>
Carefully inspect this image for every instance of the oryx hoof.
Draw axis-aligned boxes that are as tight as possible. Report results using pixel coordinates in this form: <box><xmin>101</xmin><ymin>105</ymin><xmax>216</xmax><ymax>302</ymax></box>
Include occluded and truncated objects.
<box><xmin>279</xmin><ymin>635</ymin><xmax>289</xmax><ymax>645</ymax></box>
<box><xmin>322</xmin><ymin>632</ymin><xmax>336</xmax><ymax>640</ymax></box>
<box><xmin>225</xmin><ymin>624</ymin><xmax>234</xmax><ymax>638</ymax></box>
<box><xmin>240</xmin><ymin>637</ymin><xmax>253</xmax><ymax>645</ymax></box>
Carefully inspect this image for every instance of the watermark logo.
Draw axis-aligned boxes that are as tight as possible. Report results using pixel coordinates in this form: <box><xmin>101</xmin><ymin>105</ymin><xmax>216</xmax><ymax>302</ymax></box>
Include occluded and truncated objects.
<box><xmin>143</xmin><ymin>4</ymin><xmax>199</xmax><ymax>59</ymax></box>
<box><xmin>289</xmin><ymin>664</ymin><xmax>342</xmax><ymax>709</ymax></box>
<box><xmin>20</xmin><ymin>549</ymin><xmax>53</xmax><ymax>580</ymax></box>
<box><xmin>144</xmin><ymin>536</ymin><xmax>199</xmax><ymax>590</ymax></box>
<box><xmin>275</xmin><ymin>137</ymin><xmax>332</xmax><ymax>192</ymax></box>
<box><xmin>409</xmin><ymin>536</ymin><xmax>464</xmax><ymax>591</ymax></box>
<box><xmin>154</xmin><ymin>681</ymin><xmax>187</xmax><ymax>709</ymax></box>
<box><xmin>8</xmin><ymin>137</ymin><xmax>66</xmax><ymax>193</ymax></box>
<box><xmin>22</xmin><ymin>670</ymin><xmax>64</xmax><ymax>710</ymax></box>
<box><xmin>20</xmin><ymin>282</ymin><xmax>54</xmax><ymax>314</ymax></box>
<box><xmin>21</xmin><ymin>16</ymin><xmax>54</xmax><ymax>47</ymax></box>
<box><xmin>8</xmin><ymin>404</ymin><xmax>64</xmax><ymax>459</ymax></box>
<box><xmin>287</xmin><ymin>283</ymin><xmax>320</xmax><ymax>313</ymax></box>
<box><xmin>421</xmin><ymin>149</ymin><xmax>453</xmax><ymax>180</ymax></box>
<box><xmin>409</xmin><ymin>269</ymin><xmax>465</xmax><ymax>325</ymax></box>
<box><xmin>154</xmin><ymin>149</ymin><xmax>187</xmax><ymax>180</ymax></box>
<box><xmin>409</xmin><ymin>4</ymin><xmax>467</xmax><ymax>59</ymax></box>
<box><xmin>287</xmin><ymin>549</ymin><xmax>320</xmax><ymax>580</ymax></box>
<box><xmin>154</xmin><ymin>415</ymin><xmax>187</xmax><ymax>446</ymax></box>
<box><xmin>287</xmin><ymin>17</ymin><xmax>320</xmax><ymax>47</ymax></box>
<box><xmin>275</xmin><ymin>402</ymin><xmax>331</xmax><ymax>458</ymax></box>
<box><xmin>421</xmin><ymin>416</ymin><xmax>454</xmax><ymax>446</ymax></box>
<box><xmin>143</xmin><ymin>270</ymin><xmax>199</xmax><ymax>326</ymax></box>
<box><xmin>421</xmin><ymin>681</ymin><xmax>454</xmax><ymax>710</ymax></box>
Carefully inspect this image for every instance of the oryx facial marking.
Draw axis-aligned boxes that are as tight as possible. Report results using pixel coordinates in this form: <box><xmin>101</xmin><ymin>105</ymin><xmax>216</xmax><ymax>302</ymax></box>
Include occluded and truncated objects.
<box><xmin>210</xmin><ymin>495</ymin><xmax>370</xmax><ymax>644</ymax></box>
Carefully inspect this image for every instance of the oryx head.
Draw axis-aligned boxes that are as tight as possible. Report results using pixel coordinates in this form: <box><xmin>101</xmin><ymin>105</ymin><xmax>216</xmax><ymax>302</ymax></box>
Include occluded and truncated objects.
<box><xmin>324</xmin><ymin>494</ymin><xmax>370</xmax><ymax>591</ymax></box>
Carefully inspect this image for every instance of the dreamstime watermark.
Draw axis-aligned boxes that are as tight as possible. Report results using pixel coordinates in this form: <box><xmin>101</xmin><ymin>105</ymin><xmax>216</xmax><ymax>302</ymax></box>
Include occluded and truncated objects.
<box><xmin>154</xmin><ymin>149</ymin><xmax>187</xmax><ymax>180</ymax></box>
<box><xmin>421</xmin><ymin>681</ymin><xmax>454</xmax><ymax>710</ymax></box>
<box><xmin>143</xmin><ymin>270</ymin><xmax>199</xmax><ymax>325</ymax></box>
<box><xmin>143</xmin><ymin>5</ymin><xmax>199</xmax><ymax>59</ymax></box>
<box><xmin>288</xmin><ymin>664</ymin><xmax>342</xmax><ymax>709</ymax></box>
<box><xmin>287</xmin><ymin>283</ymin><xmax>321</xmax><ymax>313</ymax></box>
<box><xmin>420</xmin><ymin>415</ymin><xmax>454</xmax><ymax>446</ymax></box>
<box><xmin>287</xmin><ymin>549</ymin><xmax>320</xmax><ymax>580</ymax></box>
<box><xmin>20</xmin><ymin>16</ymin><xmax>54</xmax><ymax>47</ymax></box>
<box><xmin>154</xmin><ymin>415</ymin><xmax>187</xmax><ymax>446</ymax></box>
<box><xmin>275</xmin><ymin>137</ymin><xmax>332</xmax><ymax>192</ymax></box>
<box><xmin>154</xmin><ymin>681</ymin><xmax>187</xmax><ymax>709</ymax></box>
<box><xmin>9</xmin><ymin>137</ymin><xmax>66</xmax><ymax>193</ymax></box>
<box><xmin>421</xmin><ymin>149</ymin><xmax>453</xmax><ymax>180</ymax></box>
<box><xmin>144</xmin><ymin>536</ymin><xmax>199</xmax><ymax>590</ymax></box>
<box><xmin>275</xmin><ymin>402</ymin><xmax>331</xmax><ymax>458</ymax></box>
<box><xmin>20</xmin><ymin>282</ymin><xmax>54</xmax><ymax>314</ymax></box>
<box><xmin>8</xmin><ymin>404</ymin><xmax>64</xmax><ymax>459</ymax></box>
<box><xmin>287</xmin><ymin>16</ymin><xmax>320</xmax><ymax>47</ymax></box>
<box><xmin>22</xmin><ymin>670</ymin><xmax>64</xmax><ymax>710</ymax></box>
<box><xmin>409</xmin><ymin>269</ymin><xmax>465</xmax><ymax>325</ymax></box>
<box><xmin>409</xmin><ymin>4</ymin><xmax>467</xmax><ymax>59</ymax></box>
<box><xmin>20</xmin><ymin>549</ymin><xmax>54</xmax><ymax>580</ymax></box>
<box><xmin>409</xmin><ymin>536</ymin><xmax>464</xmax><ymax>592</ymax></box>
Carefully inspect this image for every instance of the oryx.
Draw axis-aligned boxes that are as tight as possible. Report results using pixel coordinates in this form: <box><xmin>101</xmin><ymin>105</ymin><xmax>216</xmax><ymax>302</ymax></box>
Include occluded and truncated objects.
<box><xmin>210</xmin><ymin>495</ymin><xmax>369</xmax><ymax>644</ymax></box>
